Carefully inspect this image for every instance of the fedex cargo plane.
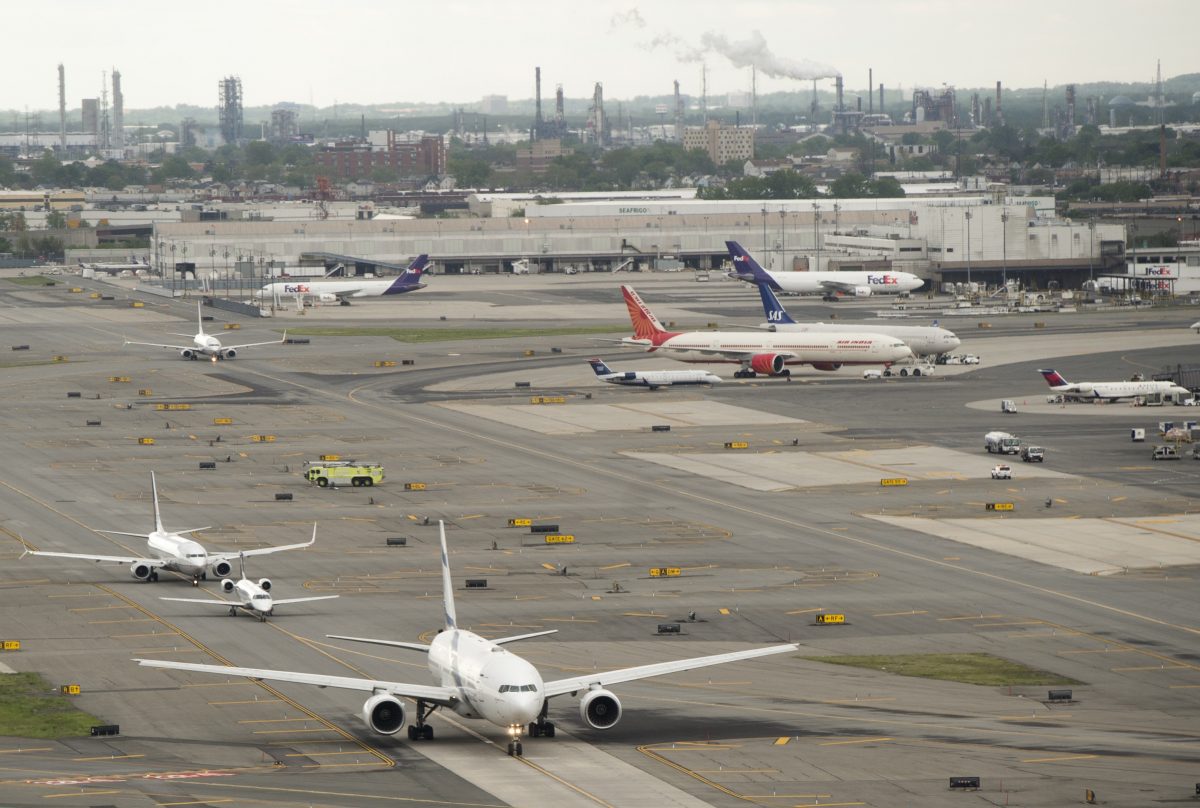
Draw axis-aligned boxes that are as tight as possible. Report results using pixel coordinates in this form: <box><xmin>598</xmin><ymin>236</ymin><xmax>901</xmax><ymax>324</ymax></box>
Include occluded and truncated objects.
<box><xmin>256</xmin><ymin>255</ymin><xmax>429</xmax><ymax>305</ymax></box>
<box><xmin>726</xmin><ymin>241</ymin><xmax>922</xmax><ymax>299</ymax></box>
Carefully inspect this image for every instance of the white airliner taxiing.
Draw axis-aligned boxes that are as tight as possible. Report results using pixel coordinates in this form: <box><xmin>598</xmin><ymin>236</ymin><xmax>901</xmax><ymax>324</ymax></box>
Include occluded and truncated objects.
<box><xmin>588</xmin><ymin>357</ymin><xmax>721</xmax><ymax>389</ymax></box>
<box><xmin>24</xmin><ymin>472</ymin><xmax>320</xmax><ymax>585</ymax></box>
<box><xmin>160</xmin><ymin>552</ymin><xmax>338</xmax><ymax>621</ymax></box>
<box><xmin>620</xmin><ymin>285</ymin><xmax>914</xmax><ymax>378</ymax></box>
<box><xmin>1039</xmin><ymin>369</ymin><xmax>1192</xmax><ymax>402</ymax></box>
<box><xmin>255</xmin><ymin>255</ymin><xmax>429</xmax><ymax>306</ymax></box>
<box><xmin>726</xmin><ymin>240</ymin><xmax>923</xmax><ymax>299</ymax></box>
<box><xmin>124</xmin><ymin>302</ymin><xmax>284</xmax><ymax>362</ymax></box>
<box><xmin>136</xmin><ymin>521</ymin><xmax>796</xmax><ymax>756</ymax></box>
<box><xmin>754</xmin><ymin>281</ymin><xmax>961</xmax><ymax>357</ymax></box>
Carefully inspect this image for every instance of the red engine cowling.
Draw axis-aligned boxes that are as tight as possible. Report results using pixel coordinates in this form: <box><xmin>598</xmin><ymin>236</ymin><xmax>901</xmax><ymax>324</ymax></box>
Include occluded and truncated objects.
<box><xmin>749</xmin><ymin>353</ymin><xmax>786</xmax><ymax>375</ymax></box>
<box><xmin>810</xmin><ymin>362</ymin><xmax>843</xmax><ymax>372</ymax></box>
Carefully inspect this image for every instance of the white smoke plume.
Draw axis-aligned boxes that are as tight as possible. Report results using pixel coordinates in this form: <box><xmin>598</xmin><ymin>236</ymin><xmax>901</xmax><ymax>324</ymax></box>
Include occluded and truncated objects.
<box><xmin>699</xmin><ymin>30</ymin><xmax>840</xmax><ymax>80</ymax></box>
<box><xmin>609</xmin><ymin>8</ymin><xmax>646</xmax><ymax>30</ymax></box>
<box><xmin>649</xmin><ymin>33</ymin><xmax>705</xmax><ymax>63</ymax></box>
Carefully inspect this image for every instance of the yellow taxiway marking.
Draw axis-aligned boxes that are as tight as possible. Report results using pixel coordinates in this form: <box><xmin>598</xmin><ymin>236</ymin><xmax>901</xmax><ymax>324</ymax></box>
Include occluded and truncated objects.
<box><xmin>1021</xmin><ymin>753</ymin><xmax>1098</xmax><ymax>763</ymax></box>
<box><xmin>543</xmin><ymin>617</ymin><xmax>599</xmax><ymax>623</ymax></box>
<box><xmin>822</xmin><ymin>697</ymin><xmax>895</xmax><ymax>704</ymax></box>
<box><xmin>513</xmin><ymin>595</ymin><xmax>546</xmax><ymax>601</ymax></box>
<box><xmin>773</xmin><ymin>736</ymin><xmax>791</xmax><ymax>745</ymax></box>
<box><xmin>477</xmin><ymin>622</ymin><xmax>543</xmax><ymax>629</ymax></box>
<box><xmin>1169</xmin><ymin>684</ymin><xmax>1200</xmax><ymax>689</ymax></box>
<box><xmin>158</xmin><ymin>800</ymin><xmax>234</xmax><ymax>806</ymax></box>
<box><xmin>182</xmin><ymin>681</ymin><xmax>252</xmax><ymax>688</ymax></box>
<box><xmin>975</xmin><ymin>621</ymin><xmax>1045</xmax><ymax>628</ymax></box>
<box><xmin>129</xmin><ymin>647</ymin><xmax>204</xmax><ymax>656</ymax></box>
<box><xmin>297</xmin><ymin>761</ymin><xmax>386</xmax><ymax>769</ymax></box>
<box><xmin>999</xmin><ymin>713</ymin><xmax>1071</xmax><ymax>720</ymax></box>
<box><xmin>110</xmin><ymin>631</ymin><xmax>181</xmax><ymax>639</ymax></box>
<box><xmin>820</xmin><ymin>737</ymin><xmax>893</xmax><ymax>746</ymax></box>
<box><xmin>939</xmin><ymin>614</ymin><xmax>1003</xmax><ymax>621</ymax></box>
<box><xmin>873</xmin><ymin>610</ymin><xmax>929</xmax><ymax>617</ymax></box>
<box><xmin>692</xmin><ymin>768</ymin><xmax>780</xmax><ymax>774</ymax></box>
<box><xmin>600</xmin><ymin>562</ymin><xmax>630</xmax><ymax>570</ymax></box>
<box><xmin>623</xmin><ymin>612</ymin><xmax>668</xmax><ymax>618</ymax></box>
<box><xmin>459</xmin><ymin>514</ymin><xmax>484</xmax><ymax>520</ymax></box>
<box><xmin>785</xmin><ymin>607</ymin><xmax>824</xmax><ymax>615</ymax></box>
<box><xmin>88</xmin><ymin>618</ymin><xmax>156</xmax><ymax>625</ymax></box>
<box><xmin>238</xmin><ymin>717</ymin><xmax>313</xmax><ymax>725</ymax></box>
<box><xmin>1110</xmin><ymin>664</ymin><xmax>1189</xmax><ymax>671</ymax></box>
<box><xmin>1059</xmin><ymin>648</ymin><xmax>1135</xmax><ymax>655</ymax></box>
<box><xmin>44</xmin><ymin>790</ymin><xmax>123</xmax><ymax>799</ymax></box>
<box><xmin>47</xmin><ymin>592</ymin><xmax>110</xmax><ymax>599</ymax></box>
<box><xmin>0</xmin><ymin>747</ymin><xmax>52</xmax><ymax>754</ymax></box>
<box><xmin>718</xmin><ymin>608</ymin><xmax>730</xmax><ymax>615</ymax></box>
<box><xmin>741</xmin><ymin>796</ymin><xmax>835</xmax><ymax>801</ymax></box>
<box><xmin>69</xmin><ymin>604</ymin><xmax>133</xmax><ymax>612</ymax></box>
<box><xmin>208</xmin><ymin>699</ymin><xmax>284</xmax><ymax>706</ymax></box>
<box><xmin>251</xmin><ymin>728</ymin><xmax>338</xmax><ymax>735</ymax></box>
<box><xmin>1111</xmin><ymin>496</ymin><xmax>1128</xmax><ymax>502</ymax></box>
<box><xmin>73</xmin><ymin>753</ymin><xmax>145</xmax><ymax>761</ymax></box>
<box><xmin>284</xmin><ymin>750</ymin><xmax>372</xmax><ymax>757</ymax></box>
<box><xmin>942</xmin><ymin>556</ymin><xmax>961</xmax><ymax>561</ymax></box>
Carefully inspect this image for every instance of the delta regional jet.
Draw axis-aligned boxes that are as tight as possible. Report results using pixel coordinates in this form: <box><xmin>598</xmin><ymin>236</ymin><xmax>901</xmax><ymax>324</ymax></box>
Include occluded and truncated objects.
<box><xmin>137</xmin><ymin>522</ymin><xmax>795</xmax><ymax>756</ymax></box>
<box><xmin>160</xmin><ymin>553</ymin><xmax>338</xmax><ymax>621</ymax></box>
<box><xmin>1039</xmin><ymin>369</ymin><xmax>1192</xmax><ymax>402</ymax></box>
<box><xmin>620</xmin><ymin>285</ymin><xmax>913</xmax><ymax>377</ymax></box>
<box><xmin>588</xmin><ymin>357</ymin><xmax>721</xmax><ymax>389</ymax></box>
<box><xmin>256</xmin><ymin>255</ymin><xmax>429</xmax><ymax>305</ymax></box>
<box><xmin>124</xmin><ymin>302</ymin><xmax>283</xmax><ymax>362</ymax></box>
<box><xmin>754</xmin><ymin>280</ymin><xmax>961</xmax><ymax>357</ymax></box>
<box><xmin>726</xmin><ymin>240</ymin><xmax>923</xmax><ymax>299</ymax></box>
<box><xmin>23</xmin><ymin>472</ymin><xmax>320</xmax><ymax>586</ymax></box>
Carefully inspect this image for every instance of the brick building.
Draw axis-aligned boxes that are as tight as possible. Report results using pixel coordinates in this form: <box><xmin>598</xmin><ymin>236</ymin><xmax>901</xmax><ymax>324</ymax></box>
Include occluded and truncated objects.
<box><xmin>315</xmin><ymin>133</ymin><xmax>445</xmax><ymax>180</ymax></box>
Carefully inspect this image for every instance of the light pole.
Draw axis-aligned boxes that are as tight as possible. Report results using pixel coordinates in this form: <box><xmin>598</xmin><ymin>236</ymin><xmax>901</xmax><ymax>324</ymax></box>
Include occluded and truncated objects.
<box><xmin>760</xmin><ymin>206</ymin><xmax>768</xmax><ymax>265</ymax></box>
<box><xmin>833</xmin><ymin>202</ymin><xmax>840</xmax><ymax>234</ymax></box>
<box><xmin>1088</xmin><ymin>218</ymin><xmax>1095</xmax><ymax>283</ymax></box>
<box><xmin>779</xmin><ymin>209</ymin><xmax>786</xmax><ymax>270</ymax></box>
<box><xmin>964</xmin><ymin>209</ymin><xmax>973</xmax><ymax>290</ymax></box>
<box><xmin>812</xmin><ymin>203</ymin><xmax>820</xmax><ymax>272</ymax></box>
<box><xmin>1000</xmin><ymin>210</ymin><xmax>1009</xmax><ymax>292</ymax></box>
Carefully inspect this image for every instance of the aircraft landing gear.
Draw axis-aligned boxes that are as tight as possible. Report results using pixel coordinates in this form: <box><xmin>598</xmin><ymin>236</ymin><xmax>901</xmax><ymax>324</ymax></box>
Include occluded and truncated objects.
<box><xmin>228</xmin><ymin>606</ymin><xmax>237</xmax><ymax>617</ymax></box>
<box><xmin>507</xmin><ymin>739</ymin><xmax>524</xmax><ymax>756</ymax></box>
<box><xmin>192</xmin><ymin>576</ymin><xmax>201</xmax><ymax>587</ymax></box>
<box><xmin>407</xmin><ymin>700</ymin><xmax>436</xmax><ymax>741</ymax></box>
<box><xmin>528</xmin><ymin>700</ymin><xmax>555</xmax><ymax>738</ymax></box>
<box><xmin>149</xmin><ymin>570</ymin><xmax>159</xmax><ymax>582</ymax></box>
<box><xmin>733</xmin><ymin>370</ymin><xmax>758</xmax><ymax>379</ymax></box>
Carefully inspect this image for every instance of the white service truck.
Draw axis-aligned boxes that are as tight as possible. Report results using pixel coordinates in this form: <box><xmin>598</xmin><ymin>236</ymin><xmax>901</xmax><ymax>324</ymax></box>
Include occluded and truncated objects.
<box><xmin>985</xmin><ymin>431</ymin><xmax>1021</xmax><ymax>454</ymax></box>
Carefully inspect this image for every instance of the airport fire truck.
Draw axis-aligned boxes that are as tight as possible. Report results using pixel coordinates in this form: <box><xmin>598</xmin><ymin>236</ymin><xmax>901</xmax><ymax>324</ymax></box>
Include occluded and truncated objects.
<box><xmin>304</xmin><ymin>459</ymin><xmax>384</xmax><ymax>487</ymax></box>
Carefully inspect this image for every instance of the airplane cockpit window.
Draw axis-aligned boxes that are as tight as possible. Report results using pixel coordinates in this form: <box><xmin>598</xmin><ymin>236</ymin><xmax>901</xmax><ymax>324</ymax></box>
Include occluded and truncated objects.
<box><xmin>500</xmin><ymin>684</ymin><xmax>538</xmax><ymax>693</ymax></box>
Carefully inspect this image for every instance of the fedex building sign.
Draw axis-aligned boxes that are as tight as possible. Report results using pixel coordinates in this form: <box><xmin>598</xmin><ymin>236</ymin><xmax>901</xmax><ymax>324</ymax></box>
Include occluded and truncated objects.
<box><xmin>1139</xmin><ymin>266</ymin><xmax>1176</xmax><ymax>278</ymax></box>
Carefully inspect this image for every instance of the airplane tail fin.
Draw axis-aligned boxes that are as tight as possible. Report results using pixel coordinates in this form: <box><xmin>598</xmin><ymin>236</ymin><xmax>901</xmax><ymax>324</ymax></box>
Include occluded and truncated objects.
<box><xmin>195</xmin><ymin>302</ymin><xmax>205</xmax><ymax>337</ymax></box>
<box><xmin>1039</xmin><ymin>368</ymin><xmax>1069</xmax><ymax>388</ymax></box>
<box><xmin>588</xmin><ymin>357</ymin><xmax>613</xmax><ymax>376</ymax></box>
<box><xmin>438</xmin><ymin>521</ymin><xmax>457</xmax><ymax>630</ymax></box>
<box><xmin>385</xmin><ymin>255</ymin><xmax>429</xmax><ymax>293</ymax></box>
<box><xmin>756</xmin><ymin>282</ymin><xmax>796</xmax><ymax>325</ymax></box>
<box><xmin>620</xmin><ymin>285</ymin><xmax>668</xmax><ymax>341</ymax></box>
<box><xmin>725</xmin><ymin>241</ymin><xmax>781</xmax><ymax>290</ymax></box>
<box><xmin>150</xmin><ymin>471</ymin><xmax>165</xmax><ymax>534</ymax></box>
<box><xmin>238</xmin><ymin>552</ymin><xmax>246</xmax><ymax>580</ymax></box>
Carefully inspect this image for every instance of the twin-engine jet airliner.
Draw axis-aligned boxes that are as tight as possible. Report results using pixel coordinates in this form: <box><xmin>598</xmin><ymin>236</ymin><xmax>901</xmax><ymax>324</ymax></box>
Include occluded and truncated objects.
<box><xmin>23</xmin><ymin>473</ymin><xmax>319</xmax><ymax>585</ymax></box>
<box><xmin>1039</xmin><ymin>369</ymin><xmax>1192</xmax><ymax>402</ymax></box>
<box><xmin>588</xmin><ymin>357</ymin><xmax>721</xmax><ymax>389</ymax></box>
<box><xmin>620</xmin><ymin>285</ymin><xmax>913</xmax><ymax>377</ymax></box>
<box><xmin>255</xmin><ymin>255</ymin><xmax>429</xmax><ymax>305</ymax></box>
<box><xmin>124</xmin><ymin>302</ymin><xmax>283</xmax><ymax>361</ymax></box>
<box><xmin>726</xmin><ymin>240</ymin><xmax>923</xmax><ymax>298</ymax></box>
<box><xmin>136</xmin><ymin>521</ymin><xmax>796</xmax><ymax>757</ymax></box>
<box><xmin>160</xmin><ymin>553</ymin><xmax>338</xmax><ymax>621</ymax></box>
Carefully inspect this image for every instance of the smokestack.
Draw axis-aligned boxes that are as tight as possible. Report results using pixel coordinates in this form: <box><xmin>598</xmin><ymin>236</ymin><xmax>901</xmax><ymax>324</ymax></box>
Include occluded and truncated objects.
<box><xmin>868</xmin><ymin>69</ymin><xmax>873</xmax><ymax>114</ymax></box>
<box><xmin>534</xmin><ymin>66</ymin><xmax>543</xmax><ymax>140</ymax></box>
<box><xmin>701</xmin><ymin>64</ymin><xmax>707</xmax><ymax>121</ymax></box>
<box><xmin>58</xmin><ymin>64</ymin><xmax>66</xmax><ymax>150</ymax></box>
<box><xmin>995</xmin><ymin>81</ymin><xmax>1003</xmax><ymax>126</ymax></box>
<box><xmin>673</xmin><ymin>79</ymin><xmax>683</xmax><ymax>142</ymax></box>
<box><xmin>751</xmin><ymin>65</ymin><xmax>757</xmax><ymax>129</ymax></box>
<box><xmin>879</xmin><ymin>83</ymin><xmax>884</xmax><ymax>114</ymax></box>
<box><xmin>111</xmin><ymin>69</ymin><xmax>124</xmax><ymax>149</ymax></box>
<box><xmin>835</xmin><ymin>75</ymin><xmax>844</xmax><ymax>112</ymax></box>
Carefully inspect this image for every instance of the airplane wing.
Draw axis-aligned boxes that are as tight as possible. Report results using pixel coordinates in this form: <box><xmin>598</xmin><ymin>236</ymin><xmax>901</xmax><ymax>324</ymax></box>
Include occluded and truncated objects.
<box><xmin>133</xmin><ymin>658</ymin><xmax>458</xmax><ymax>705</ymax></box>
<box><xmin>269</xmin><ymin>595</ymin><xmax>340</xmax><ymax>606</ymax></box>
<box><xmin>159</xmin><ymin>596</ymin><xmax>239</xmax><ymax>606</ymax></box>
<box><xmin>327</xmin><ymin>634</ymin><xmax>432</xmax><ymax>653</ymax></box>
<box><xmin>24</xmin><ymin>549</ymin><xmax>166</xmax><ymax>566</ymax></box>
<box><xmin>817</xmin><ymin>280</ymin><xmax>858</xmax><ymax>293</ymax></box>
<box><xmin>221</xmin><ymin>333</ymin><xmax>286</xmax><ymax>351</ymax></box>
<box><xmin>210</xmin><ymin>524</ymin><xmax>316</xmax><ymax>563</ymax></box>
<box><xmin>541</xmin><ymin>643</ymin><xmax>797</xmax><ymax>699</ymax></box>
<box><xmin>654</xmin><ymin>344</ymin><xmax>798</xmax><ymax>362</ymax></box>
<box><xmin>124</xmin><ymin>338</ymin><xmax>191</xmax><ymax>351</ymax></box>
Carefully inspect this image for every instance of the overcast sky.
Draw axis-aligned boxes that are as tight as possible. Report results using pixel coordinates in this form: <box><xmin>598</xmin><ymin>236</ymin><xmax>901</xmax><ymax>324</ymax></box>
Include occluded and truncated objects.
<box><xmin>8</xmin><ymin>0</ymin><xmax>1195</xmax><ymax>114</ymax></box>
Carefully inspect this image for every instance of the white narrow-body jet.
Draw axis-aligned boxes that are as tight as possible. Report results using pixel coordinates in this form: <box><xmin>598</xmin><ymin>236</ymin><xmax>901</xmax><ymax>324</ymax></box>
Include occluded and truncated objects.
<box><xmin>24</xmin><ymin>472</ymin><xmax>319</xmax><ymax>585</ymax></box>
<box><xmin>588</xmin><ymin>357</ymin><xmax>721</xmax><ymax>389</ymax></box>
<box><xmin>1039</xmin><ymin>368</ymin><xmax>1192</xmax><ymax>402</ymax></box>
<box><xmin>136</xmin><ymin>521</ymin><xmax>796</xmax><ymax>756</ymax></box>
<box><xmin>160</xmin><ymin>551</ymin><xmax>338</xmax><ymax>621</ymax></box>
<box><xmin>124</xmin><ymin>302</ymin><xmax>284</xmax><ymax>362</ymax></box>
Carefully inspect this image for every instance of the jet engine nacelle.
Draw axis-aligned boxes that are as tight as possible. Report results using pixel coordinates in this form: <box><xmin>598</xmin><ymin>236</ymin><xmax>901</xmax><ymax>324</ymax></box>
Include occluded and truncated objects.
<box><xmin>579</xmin><ymin>689</ymin><xmax>622</xmax><ymax>729</ymax></box>
<box><xmin>361</xmin><ymin>693</ymin><xmax>406</xmax><ymax>735</ymax></box>
<box><xmin>258</xmin><ymin>578</ymin><xmax>272</xmax><ymax>592</ymax></box>
<box><xmin>210</xmin><ymin>559</ymin><xmax>233</xmax><ymax>578</ymax></box>
<box><xmin>130</xmin><ymin>562</ymin><xmax>153</xmax><ymax>580</ymax></box>
<box><xmin>1077</xmin><ymin>384</ymin><xmax>1094</xmax><ymax>395</ymax></box>
<box><xmin>180</xmin><ymin>348</ymin><xmax>196</xmax><ymax>360</ymax></box>
<box><xmin>220</xmin><ymin>578</ymin><xmax>235</xmax><ymax>593</ymax></box>
<box><xmin>317</xmin><ymin>293</ymin><xmax>339</xmax><ymax>303</ymax></box>
<box><xmin>810</xmin><ymin>362</ymin><xmax>843</xmax><ymax>372</ymax></box>
<box><xmin>222</xmin><ymin>348</ymin><xmax>237</xmax><ymax>360</ymax></box>
<box><xmin>749</xmin><ymin>353</ymin><xmax>786</xmax><ymax>376</ymax></box>
<box><xmin>853</xmin><ymin>286</ymin><xmax>872</xmax><ymax>297</ymax></box>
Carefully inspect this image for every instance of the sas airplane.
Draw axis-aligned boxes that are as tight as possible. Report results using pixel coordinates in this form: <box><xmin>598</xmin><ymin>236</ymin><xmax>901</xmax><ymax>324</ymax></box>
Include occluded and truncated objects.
<box><xmin>726</xmin><ymin>240</ymin><xmax>923</xmax><ymax>299</ymax></box>
<box><xmin>754</xmin><ymin>281</ymin><xmax>961</xmax><ymax>357</ymax></box>
<box><xmin>620</xmin><ymin>284</ymin><xmax>913</xmax><ymax>378</ymax></box>
<box><xmin>124</xmin><ymin>302</ymin><xmax>284</xmax><ymax>362</ymax></box>
<box><xmin>588</xmin><ymin>357</ymin><xmax>721</xmax><ymax>389</ymax></box>
<box><xmin>255</xmin><ymin>255</ymin><xmax>429</xmax><ymax>305</ymax></box>
<box><xmin>23</xmin><ymin>472</ymin><xmax>319</xmax><ymax>585</ymax></box>
<box><xmin>1038</xmin><ymin>368</ymin><xmax>1192</xmax><ymax>402</ymax></box>
<box><xmin>160</xmin><ymin>551</ymin><xmax>338</xmax><ymax>621</ymax></box>
<box><xmin>136</xmin><ymin>521</ymin><xmax>796</xmax><ymax>757</ymax></box>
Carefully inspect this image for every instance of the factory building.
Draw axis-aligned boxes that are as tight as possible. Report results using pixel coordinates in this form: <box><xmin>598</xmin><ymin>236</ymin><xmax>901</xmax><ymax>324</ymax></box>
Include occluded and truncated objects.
<box><xmin>314</xmin><ymin>133</ymin><xmax>445</xmax><ymax>180</ymax></box>
<box><xmin>682</xmin><ymin>120</ymin><xmax>754</xmax><ymax>165</ymax></box>
<box><xmin>516</xmin><ymin>139</ymin><xmax>574</xmax><ymax>173</ymax></box>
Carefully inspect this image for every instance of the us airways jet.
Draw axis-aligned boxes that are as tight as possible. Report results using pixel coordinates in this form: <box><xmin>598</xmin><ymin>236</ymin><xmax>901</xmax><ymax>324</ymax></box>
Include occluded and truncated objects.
<box><xmin>588</xmin><ymin>357</ymin><xmax>721</xmax><ymax>389</ymax></box>
<box><xmin>754</xmin><ymin>281</ymin><xmax>960</xmax><ymax>357</ymax></box>
<box><xmin>726</xmin><ymin>240</ymin><xmax>922</xmax><ymax>299</ymax></box>
<box><xmin>619</xmin><ymin>285</ymin><xmax>913</xmax><ymax>378</ymax></box>
<box><xmin>1039</xmin><ymin>369</ymin><xmax>1192</xmax><ymax>402</ymax></box>
<box><xmin>255</xmin><ymin>255</ymin><xmax>429</xmax><ymax>306</ymax></box>
<box><xmin>124</xmin><ymin>302</ymin><xmax>284</xmax><ymax>362</ymax></box>
<box><xmin>160</xmin><ymin>552</ymin><xmax>338</xmax><ymax>621</ymax></box>
<box><xmin>23</xmin><ymin>472</ymin><xmax>319</xmax><ymax>585</ymax></box>
<box><xmin>136</xmin><ymin>521</ymin><xmax>796</xmax><ymax>757</ymax></box>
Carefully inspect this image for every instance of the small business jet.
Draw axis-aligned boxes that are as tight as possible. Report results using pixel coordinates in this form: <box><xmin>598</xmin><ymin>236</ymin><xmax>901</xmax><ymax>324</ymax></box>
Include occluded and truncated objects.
<box><xmin>588</xmin><ymin>357</ymin><xmax>721</xmax><ymax>389</ymax></box>
<box><xmin>124</xmin><ymin>302</ymin><xmax>283</xmax><ymax>361</ymax></box>
<box><xmin>1039</xmin><ymin>368</ymin><xmax>1192</xmax><ymax>402</ymax></box>
<box><xmin>136</xmin><ymin>521</ymin><xmax>796</xmax><ymax>757</ymax></box>
<box><xmin>24</xmin><ymin>472</ymin><xmax>319</xmax><ymax>585</ymax></box>
<box><xmin>160</xmin><ymin>553</ymin><xmax>338</xmax><ymax>621</ymax></box>
<box><xmin>726</xmin><ymin>240</ymin><xmax>923</xmax><ymax>299</ymax></box>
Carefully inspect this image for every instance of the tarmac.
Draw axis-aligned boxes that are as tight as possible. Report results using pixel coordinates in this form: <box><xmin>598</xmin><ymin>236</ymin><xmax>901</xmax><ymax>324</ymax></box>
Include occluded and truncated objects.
<box><xmin>0</xmin><ymin>269</ymin><xmax>1199</xmax><ymax>807</ymax></box>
